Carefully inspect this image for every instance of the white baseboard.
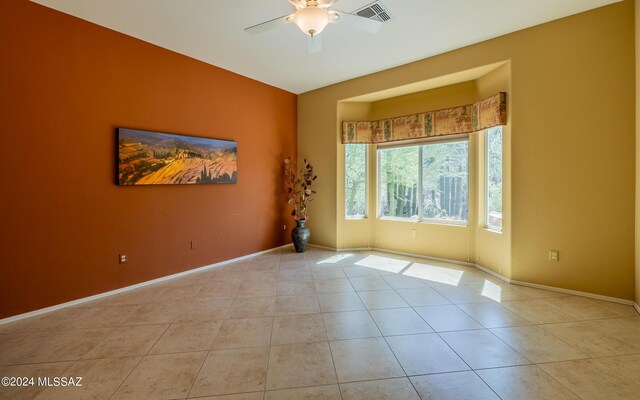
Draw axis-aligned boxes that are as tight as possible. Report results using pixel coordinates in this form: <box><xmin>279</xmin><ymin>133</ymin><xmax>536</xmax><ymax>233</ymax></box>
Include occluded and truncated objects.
<box><xmin>308</xmin><ymin>244</ymin><xmax>371</xmax><ymax>252</ymax></box>
<box><xmin>372</xmin><ymin>248</ymin><xmax>475</xmax><ymax>268</ymax></box>
<box><xmin>509</xmin><ymin>279</ymin><xmax>635</xmax><ymax>306</ymax></box>
<box><xmin>474</xmin><ymin>263</ymin><xmax>511</xmax><ymax>284</ymax></box>
<box><xmin>0</xmin><ymin>243</ymin><xmax>293</xmax><ymax>326</ymax></box>
<box><xmin>307</xmin><ymin>243</ymin><xmax>337</xmax><ymax>251</ymax></box>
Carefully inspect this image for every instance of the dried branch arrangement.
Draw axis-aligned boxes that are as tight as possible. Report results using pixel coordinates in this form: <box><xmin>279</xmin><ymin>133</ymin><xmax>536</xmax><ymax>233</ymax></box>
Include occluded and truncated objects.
<box><xmin>283</xmin><ymin>157</ymin><xmax>317</xmax><ymax>221</ymax></box>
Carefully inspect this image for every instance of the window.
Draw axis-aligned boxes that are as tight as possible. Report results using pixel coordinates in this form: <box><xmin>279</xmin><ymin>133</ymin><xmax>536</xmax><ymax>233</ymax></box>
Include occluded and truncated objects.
<box><xmin>379</xmin><ymin>146</ymin><xmax>419</xmax><ymax>218</ymax></box>
<box><xmin>486</xmin><ymin>127</ymin><xmax>503</xmax><ymax>230</ymax></box>
<box><xmin>422</xmin><ymin>140</ymin><xmax>469</xmax><ymax>222</ymax></box>
<box><xmin>345</xmin><ymin>144</ymin><xmax>367</xmax><ymax>218</ymax></box>
<box><xmin>378</xmin><ymin>139</ymin><xmax>468</xmax><ymax>223</ymax></box>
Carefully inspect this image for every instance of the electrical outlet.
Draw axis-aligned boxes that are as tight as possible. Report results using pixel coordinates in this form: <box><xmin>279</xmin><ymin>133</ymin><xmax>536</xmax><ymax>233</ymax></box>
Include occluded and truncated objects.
<box><xmin>119</xmin><ymin>254</ymin><xmax>127</xmax><ymax>264</ymax></box>
<box><xmin>549</xmin><ymin>250</ymin><xmax>559</xmax><ymax>262</ymax></box>
<box><xmin>411</xmin><ymin>229</ymin><xmax>417</xmax><ymax>237</ymax></box>
<box><xmin>283</xmin><ymin>225</ymin><xmax>287</xmax><ymax>230</ymax></box>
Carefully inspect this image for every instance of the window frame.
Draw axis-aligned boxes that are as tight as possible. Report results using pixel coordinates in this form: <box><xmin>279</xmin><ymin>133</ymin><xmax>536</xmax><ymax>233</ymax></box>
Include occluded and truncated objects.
<box><xmin>376</xmin><ymin>144</ymin><xmax>420</xmax><ymax>221</ymax></box>
<box><xmin>344</xmin><ymin>143</ymin><xmax>368</xmax><ymax>219</ymax></box>
<box><xmin>376</xmin><ymin>135</ymin><xmax>469</xmax><ymax>226</ymax></box>
<box><xmin>485</xmin><ymin>127</ymin><xmax>503</xmax><ymax>232</ymax></box>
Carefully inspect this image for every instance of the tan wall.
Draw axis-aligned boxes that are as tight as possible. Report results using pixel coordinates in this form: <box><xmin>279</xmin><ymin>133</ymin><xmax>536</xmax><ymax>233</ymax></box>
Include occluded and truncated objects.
<box><xmin>368</xmin><ymin>81</ymin><xmax>478</xmax><ymax>119</ymax></box>
<box><xmin>299</xmin><ymin>1</ymin><xmax>635</xmax><ymax>300</ymax></box>
<box><xmin>298</xmin><ymin>93</ymin><xmax>337</xmax><ymax>247</ymax></box>
<box><xmin>475</xmin><ymin>64</ymin><xmax>512</xmax><ymax>278</ymax></box>
<box><xmin>636</xmin><ymin>0</ymin><xmax>640</xmax><ymax>306</ymax></box>
<box><xmin>337</xmin><ymin>102</ymin><xmax>373</xmax><ymax>249</ymax></box>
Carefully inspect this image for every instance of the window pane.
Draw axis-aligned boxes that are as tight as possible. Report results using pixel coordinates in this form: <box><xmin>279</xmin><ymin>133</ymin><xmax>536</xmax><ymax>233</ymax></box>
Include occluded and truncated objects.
<box><xmin>422</xmin><ymin>141</ymin><xmax>468</xmax><ymax>222</ymax></box>
<box><xmin>379</xmin><ymin>146</ymin><xmax>419</xmax><ymax>218</ymax></box>
<box><xmin>345</xmin><ymin>144</ymin><xmax>367</xmax><ymax>218</ymax></box>
<box><xmin>486</xmin><ymin>127</ymin><xmax>503</xmax><ymax>230</ymax></box>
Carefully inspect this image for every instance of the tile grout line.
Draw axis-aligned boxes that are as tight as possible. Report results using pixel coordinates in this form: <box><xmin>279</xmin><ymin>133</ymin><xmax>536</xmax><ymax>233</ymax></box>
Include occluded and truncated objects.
<box><xmin>265</xmin><ymin>256</ymin><xmax>280</xmax><ymax>394</ymax></box>
<box><xmin>371</xmin><ymin>283</ymin><xmax>504</xmax><ymax>399</ymax></box>
<box><xmin>535</xmin><ymin>318</ymin><xmax>638</xmax><ymax>359</ymax></box>
<box><xmin>532</xmin><ymin>364</ymin><xmax>588</xmax><ymax>400</ymax></box>
<box><xmin>260</xmin><ymin>250</ymin><xmax>284</xmax><ymax>400</ymax></box>
<box><xmin>317</xmin><ymin>266</ymin><xmax>344</xmax><ymax>400</ymax></box>
<box><xmin>106</xmin><ymin>322</ymin><xmax>171</xmax><ymax>400</ymax></box>
<box><xmin>22</xmin><ymin>355</ymin><xmax>80</xmax><ymax>399</ymax></box>
<box><xmin>352</xmin><ymin>279</ymin><xmax>415</xmax><ymax>392</ymax></box>
<box><xmin>409</xmin><ymin>274</ymin><xmax>617</xmax><ymax>399</ymax></box>
<box><xmin>366</xmin><ymin>298</ymin><xmax>425</xmax><ymax>399</ymax></box>
<box><xmin>187</xmin><ymin>251</ymin><xmax>279</xmax><ymax>399</ymax></box>
<box><xmin>426</xmin><ymin>321</ymin><xmax>506</xmax><ymax>400</ymax></box>
<box><xmin>396</xmin><ymin>282</ymin><xmax>509</xmax><ymax>399</ymax></box>
<box><xmin>186</xmin><ymin>259</ymin><xmax>251</xmax><ymax>399</ymax></box>
<box><xmin>535</xmin><ymin>364</ymin><xmax>582</xmax><ymax>399</ymax></box>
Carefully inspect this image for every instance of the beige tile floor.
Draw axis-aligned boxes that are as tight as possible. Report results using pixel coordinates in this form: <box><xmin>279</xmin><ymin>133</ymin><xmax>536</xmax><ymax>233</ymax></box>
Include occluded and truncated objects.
<box><xmin>1</xmin><ymin>247</ymin><xmax>639</xmax><ymax>399</ymax></box>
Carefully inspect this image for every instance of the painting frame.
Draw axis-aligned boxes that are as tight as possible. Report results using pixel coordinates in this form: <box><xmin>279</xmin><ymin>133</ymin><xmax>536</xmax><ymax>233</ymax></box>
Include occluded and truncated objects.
<box><xmin>117</xmin><ymin>128</ymin><xmax>237</xmax><ymax>186</ymax></box>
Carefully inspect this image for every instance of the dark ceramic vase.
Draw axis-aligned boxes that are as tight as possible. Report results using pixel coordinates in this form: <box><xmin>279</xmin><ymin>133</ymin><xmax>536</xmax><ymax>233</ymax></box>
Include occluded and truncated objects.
<box><xmin>292</xmin><ymin>219</ymin><xmax>310</xmax><ymax>253</ymax></box>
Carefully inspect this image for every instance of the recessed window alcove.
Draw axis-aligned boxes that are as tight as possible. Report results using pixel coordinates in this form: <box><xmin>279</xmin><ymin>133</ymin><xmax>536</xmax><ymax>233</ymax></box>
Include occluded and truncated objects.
<box><xmin>336</xmin><ymin>61</ymin><xmax>511</xmax><ymax>279</ymax></box>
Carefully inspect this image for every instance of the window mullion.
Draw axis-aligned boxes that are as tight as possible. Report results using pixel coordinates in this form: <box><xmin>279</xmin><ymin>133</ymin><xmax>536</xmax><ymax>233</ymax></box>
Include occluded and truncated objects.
<box><xmin>377</xmin><ymin>148</ymin><xmax>381</xmax><ymax>218</ymax></box>
<box><xmin>418</xmin><ymin>146</ymin><xmax>423</xmax><ymax>221</ymax></box>
<box><xmin>485</xmin><ymin>131</ymin><xmax>490</xmax><ymax>227</ymax></box>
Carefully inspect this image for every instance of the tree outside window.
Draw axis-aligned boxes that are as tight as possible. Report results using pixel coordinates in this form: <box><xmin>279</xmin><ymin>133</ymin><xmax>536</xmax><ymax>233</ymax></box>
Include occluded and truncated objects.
<box><xmin>486</xmin><ymin>127</ymin><xmax>503</xmax><ymax>230</ymax></box>
<box><xmin>345</xmin><ymin>144</ymin><xmax>367</xmax><ymax>218</ymax></box>
<box><xmin>378</xmin><ymin>140</ymin><xmax>468</xmax><ymax>223</ymax></box>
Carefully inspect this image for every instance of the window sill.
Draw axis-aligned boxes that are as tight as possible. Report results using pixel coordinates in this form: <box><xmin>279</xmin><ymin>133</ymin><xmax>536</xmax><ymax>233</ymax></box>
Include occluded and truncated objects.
<box><xmin>377</xmin><ymin>217</ymin><xmax>468</xmax><ymax>227</ymax></box>
<box><xmin>378</xmin><ymin>216</ymin><xmax>419</xmax><ymax>223</ymax></box>
<box><xmin>484</xmin><ymin>227</ymin><xmax>503</xmax><ymax>234</ymax></box>
<box><xmin>345</xmin><ymin>216</ymin><xmax>368</xmax><ymax>221</ymax></box>
<box><xmin>420</xmin><ymin>220</ymin><xmax>468</xmax><ymax>227</ymax></box>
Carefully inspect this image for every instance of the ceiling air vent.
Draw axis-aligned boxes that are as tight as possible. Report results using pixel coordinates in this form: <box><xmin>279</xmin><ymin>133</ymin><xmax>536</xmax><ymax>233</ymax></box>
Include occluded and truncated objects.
<box><xmin>354</xmin><ymin>1</ymin><xmax>393</xmax><ymax>22</ymax></box>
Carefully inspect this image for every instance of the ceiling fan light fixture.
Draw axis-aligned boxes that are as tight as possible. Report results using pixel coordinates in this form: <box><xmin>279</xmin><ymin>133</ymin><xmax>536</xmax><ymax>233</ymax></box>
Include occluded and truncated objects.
<box><xmin>293</xmin><ymin>6</ymin><xmax>330</xmax><ymax>36</ymax></box>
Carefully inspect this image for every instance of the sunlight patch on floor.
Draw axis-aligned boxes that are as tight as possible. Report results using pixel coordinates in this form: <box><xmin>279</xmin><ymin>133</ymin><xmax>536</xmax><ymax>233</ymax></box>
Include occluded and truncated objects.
<box><xmin>355</xmin><ymin>255</ymin><xmax>411</xmax><ymax>273</ymax></box>
<box><xmin>481</xmin><ymin>280</ymin><xmax>503</xmax><ymax>302</ymax></box>
<box><xmin>403</xmin><ymin>263</ymin><xmax>463</xmax><ymax>286</ymax></box>
<box><xmin>316</xmin><ymin>254</ymin><xmax>354</xmax><ymax>264</ymax></box>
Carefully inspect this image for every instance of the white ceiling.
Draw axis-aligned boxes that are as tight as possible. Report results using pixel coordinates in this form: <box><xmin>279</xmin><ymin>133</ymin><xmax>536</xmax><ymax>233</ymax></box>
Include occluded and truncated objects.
<box><xmin>31</xmin><ymin>0</ymin><xmax>620</xmax><ymax>94</ymax></box>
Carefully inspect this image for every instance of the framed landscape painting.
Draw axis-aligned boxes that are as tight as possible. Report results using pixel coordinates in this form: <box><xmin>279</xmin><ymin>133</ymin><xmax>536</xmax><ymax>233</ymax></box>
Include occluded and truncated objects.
<box><xmin>117</xmin><ymin>128</ymin><xmax>237</xmax><ymax>185</ymax></box>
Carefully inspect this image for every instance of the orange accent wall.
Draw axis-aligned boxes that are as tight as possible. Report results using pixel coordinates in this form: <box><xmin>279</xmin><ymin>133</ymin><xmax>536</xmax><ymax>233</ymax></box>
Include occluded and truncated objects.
<box><xmin>0</xmin><ymin>0</ymin><xmax>297</xmax><ymax>319</ymax></box>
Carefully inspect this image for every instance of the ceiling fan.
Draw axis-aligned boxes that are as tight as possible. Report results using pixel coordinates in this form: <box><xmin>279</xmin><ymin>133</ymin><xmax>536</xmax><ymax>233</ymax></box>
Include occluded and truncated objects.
<box><xmin>245</xmin><ymin>0</ymin><xmax>383</xmax><ymax>54</ymax></box>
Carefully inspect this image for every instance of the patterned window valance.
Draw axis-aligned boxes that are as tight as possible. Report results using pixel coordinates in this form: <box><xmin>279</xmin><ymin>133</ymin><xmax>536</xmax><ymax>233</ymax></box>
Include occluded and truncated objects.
<box><xmin>342</xmin><ymin>92</ymin><xmax>506</xmax><ymax>144</ymax></box>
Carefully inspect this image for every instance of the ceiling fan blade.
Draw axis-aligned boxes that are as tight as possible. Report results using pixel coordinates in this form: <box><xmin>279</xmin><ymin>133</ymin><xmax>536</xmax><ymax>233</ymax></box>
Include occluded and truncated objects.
<box><xmin>308</xmin><ymin>34</ymin><xmax>322</xmax><ymax>54</ymax></box>
<box><xmin>331</xmin><ymin>10</ymin><xmax>382</xmax><ymax>34</ymax></box>
<box><xmin>245</xmin><ymin>14</ymin><xmax>293</xmax><ymax>35</ymax></box>
<box><xmin>319</xmin><ymin>0</ymin><xmax>338</xmax><ymax>8</ymax></box>
<box><xmin>288</xmin><ymin>0</ymin><xmax>304</xmax><ymax>9</ymax></box>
